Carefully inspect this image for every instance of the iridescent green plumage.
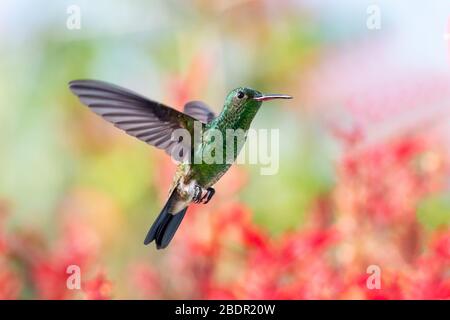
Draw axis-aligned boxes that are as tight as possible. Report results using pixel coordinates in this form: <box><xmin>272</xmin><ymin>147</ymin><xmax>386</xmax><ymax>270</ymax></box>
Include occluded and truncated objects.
<box><xmin>187</xmin><ymin>87</ymin><xmax>263</xmax><ymax>187</ymax></box>
<box><xmin>69</xmin><ymin>80</ymin><xmax>291</xmax><ymax>249</ymax></box>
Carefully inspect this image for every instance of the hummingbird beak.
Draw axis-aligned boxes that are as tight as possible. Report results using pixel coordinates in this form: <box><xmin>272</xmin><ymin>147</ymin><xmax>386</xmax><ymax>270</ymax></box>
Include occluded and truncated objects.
<box><xmin>253</xmin><ymin>94</ymin><xmax>293</xmax><ymax>101</ymax></box>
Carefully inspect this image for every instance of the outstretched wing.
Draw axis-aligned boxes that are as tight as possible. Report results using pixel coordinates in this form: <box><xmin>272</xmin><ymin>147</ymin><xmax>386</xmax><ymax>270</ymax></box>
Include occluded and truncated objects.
<box><xmin>69</xmin><ymin>80</ymin><xmax>198</xmax><ymax>157</ymax></box>
<box><xmin>183</xmin><ymin>101</ymin><xmax>216</xmax><ymax>123</ymax></box>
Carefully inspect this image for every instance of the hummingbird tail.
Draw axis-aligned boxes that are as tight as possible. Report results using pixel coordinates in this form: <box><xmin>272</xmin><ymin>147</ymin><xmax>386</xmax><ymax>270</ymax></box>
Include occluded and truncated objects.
<box><xmin>144</xmin><ymin>189</ymin><xmax>188</xmax><ymax>249</ymax></box>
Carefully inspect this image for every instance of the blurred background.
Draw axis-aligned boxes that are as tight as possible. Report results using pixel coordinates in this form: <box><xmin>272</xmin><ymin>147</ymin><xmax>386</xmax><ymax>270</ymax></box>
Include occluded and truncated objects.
<box><xmin>0</xmin><ymin>0</ymin><xmax>450</xmax><ymax>299</ymax></box>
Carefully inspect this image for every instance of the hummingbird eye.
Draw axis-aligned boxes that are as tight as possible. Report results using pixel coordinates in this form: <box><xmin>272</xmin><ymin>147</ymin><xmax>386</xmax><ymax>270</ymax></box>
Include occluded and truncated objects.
<box><xmin>236</xmin><ymin>91</ymin><xmax>245</xmax><ymax>99</ymax></box>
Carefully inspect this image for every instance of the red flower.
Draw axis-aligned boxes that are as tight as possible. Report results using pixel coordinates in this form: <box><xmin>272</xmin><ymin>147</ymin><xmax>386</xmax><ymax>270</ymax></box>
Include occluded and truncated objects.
<box><xmin>83</xmin><ymin>272</ymin><xmax>112</xmax><ymax>300</ymax></box>
<box><xmin>0</xmin><ymin>261</ymin><xmax>21</xmax><ymax>299</ymax></box>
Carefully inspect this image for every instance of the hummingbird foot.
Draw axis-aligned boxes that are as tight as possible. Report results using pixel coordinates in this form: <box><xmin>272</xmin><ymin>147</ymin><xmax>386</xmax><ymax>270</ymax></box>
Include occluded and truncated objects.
<box><xmin>201</xmin><ymin>187</ymin><xmax>215</xmax><ymax>204</ymax></box>
<box><xmin>193</xmin><ymin>185</ymin><xmax>203</xmax><ymax>203</ymax></box>
<box><xmin>192</xmin><ymin>185</ymin><xmax>215</xmax><ymax>204</ymax></box>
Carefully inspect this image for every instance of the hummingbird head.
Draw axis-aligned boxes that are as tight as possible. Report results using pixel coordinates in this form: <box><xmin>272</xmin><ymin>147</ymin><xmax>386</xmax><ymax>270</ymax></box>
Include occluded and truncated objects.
<box><xmin>224</xmin><ymin>87</ymin><xmax>292</xmax><ymax>114</ymax></box>
<box><xmin>221</xmin><ymin>87</ymin><xmax>292</xmax><ymax>129</ymax></box>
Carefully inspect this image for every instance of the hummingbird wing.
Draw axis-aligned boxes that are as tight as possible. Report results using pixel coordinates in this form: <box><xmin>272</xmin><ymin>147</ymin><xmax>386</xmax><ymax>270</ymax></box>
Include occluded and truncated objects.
<box><xmin>183</xmin><ymin>101</ymin><xmax>216</xmax><ymax>123</ymax></box>
<box><xmin>69</xmin><ymin>80</ymin><xmax>200</xmax><ymax>156</ymax></box>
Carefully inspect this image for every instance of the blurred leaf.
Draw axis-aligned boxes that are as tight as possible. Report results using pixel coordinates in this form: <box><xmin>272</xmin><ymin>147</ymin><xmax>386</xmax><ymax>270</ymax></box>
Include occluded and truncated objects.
<box><xmin>242</xmin><ymin>111</ymin><xmax>334</xmax><ymax>234</ymax></box>
<box><xmin>77</xmin><ymin>146</ymin><xmax>154</xmax><ymax>210</ymax></box>
<box><xmin>417</xmin><ymin>194</ymin><xmax>450</xmax><ymax>230</ymax></box>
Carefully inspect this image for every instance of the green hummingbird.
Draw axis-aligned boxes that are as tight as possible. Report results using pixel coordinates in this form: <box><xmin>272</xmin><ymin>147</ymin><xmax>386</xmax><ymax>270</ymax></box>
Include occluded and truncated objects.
<box><xmin>69</xmin><ymin>80</ymin><xmax>292</xmax><ymax>249</ymax></box>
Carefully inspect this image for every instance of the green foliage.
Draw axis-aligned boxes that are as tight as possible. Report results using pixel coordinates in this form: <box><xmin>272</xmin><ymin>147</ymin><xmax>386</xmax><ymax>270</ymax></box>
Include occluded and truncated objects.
<box><xmin>417</xmin><ymin>194</ymin><xmax>450</xmax><ymax>230</ymax></box>
<box><xmin>77</xmin><ymin>146</ymin><xmax>154</xmax><ymax>210</ymax></box>
<box><xmin>242</xmin><ymin>111</ymin><xmax>334</xmax><ymax>234</ymax></box>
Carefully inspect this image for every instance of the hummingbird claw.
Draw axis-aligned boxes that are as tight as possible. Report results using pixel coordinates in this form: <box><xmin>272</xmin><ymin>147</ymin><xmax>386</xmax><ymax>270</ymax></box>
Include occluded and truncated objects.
<box><xmin>201</xmin><ymin>187</ymin><xmax>215</xmax><ymax>204</ymax></box>
<box><xmin>193</xmin><ymin>185</ymin><xmax>202</xmax><ymax>203</ymax></box>
<box><xmin>192</xmin><ymin>186</ymin><xmax>215</xmax><ymax>204</ymax></box>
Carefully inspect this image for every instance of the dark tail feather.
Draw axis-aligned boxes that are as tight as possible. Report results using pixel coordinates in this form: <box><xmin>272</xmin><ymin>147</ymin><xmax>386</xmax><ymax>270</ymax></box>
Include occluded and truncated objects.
<box><xmin>144</xmin><ymin>190</ymin><xmax>188</xmax><ymax>249</ymax></box>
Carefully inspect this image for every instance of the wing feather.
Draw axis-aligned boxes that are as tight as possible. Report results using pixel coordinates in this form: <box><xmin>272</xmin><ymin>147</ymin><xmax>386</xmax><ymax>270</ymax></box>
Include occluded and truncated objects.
<box><xmin>183</xmin><ymin>101</ymin><xmax>216</xmax><ymax>123</ymax></box>
<box><xmin>69</xmin><ymin>79</ymin><xmax>197</xmax><ymax>158</ymax></box>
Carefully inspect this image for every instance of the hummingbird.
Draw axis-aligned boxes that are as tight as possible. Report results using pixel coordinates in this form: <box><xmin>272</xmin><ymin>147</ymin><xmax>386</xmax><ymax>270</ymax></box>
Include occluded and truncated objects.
<box><xmin>69</xmin><ymin>80</ymin><xmax>292</xmax><ymax>249</ymax></box>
